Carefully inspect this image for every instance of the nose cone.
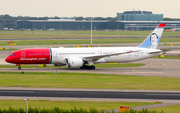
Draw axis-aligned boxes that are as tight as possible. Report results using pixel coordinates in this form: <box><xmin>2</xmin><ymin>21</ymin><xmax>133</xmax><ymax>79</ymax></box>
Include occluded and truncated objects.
<box><xmin>5</xmin><ymin>56</ymin><xmax>11</xmax><ymax>63</ymax></box>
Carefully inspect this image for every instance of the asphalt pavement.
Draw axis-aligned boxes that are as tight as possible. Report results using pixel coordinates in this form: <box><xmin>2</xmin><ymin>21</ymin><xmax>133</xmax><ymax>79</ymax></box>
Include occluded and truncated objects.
<box><xmin>1</xmin><ymin>89</ymin><xmax>180</xmax><ymax>100</ymax></box>
<box><xmin>0</xmin><ymin>88</ymin><xmax>180</xmax><ymax>112</ymax></box>
<box><xmin>1</xmin><ymin>58</ymin><xmax>180</xmax><ymax>77</ymax></box>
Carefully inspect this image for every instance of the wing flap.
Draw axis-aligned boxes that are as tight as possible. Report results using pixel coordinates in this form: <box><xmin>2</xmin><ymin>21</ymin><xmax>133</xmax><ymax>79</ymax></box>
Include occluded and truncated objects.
<box><xmin>148</xmin><ymin>50</ymin><xmax>163</xmax><ymax>54</ymax></box>
<box><xmin>83</xmin><ymin>50</ymin><xmax>141</xmax><ymax>61</ymax></box>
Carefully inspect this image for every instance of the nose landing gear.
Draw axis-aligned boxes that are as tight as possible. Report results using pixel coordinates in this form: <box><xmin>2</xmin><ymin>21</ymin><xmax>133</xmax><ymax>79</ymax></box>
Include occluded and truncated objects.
<box><xmin>16</xmin><ymin>64</ymin><xmax>22</xmax><ymax>70</ymax></box>
<box><xmin>18</xmin><ymin>66</ymin><xmax>21</xmax><ymax>70</ymax></box>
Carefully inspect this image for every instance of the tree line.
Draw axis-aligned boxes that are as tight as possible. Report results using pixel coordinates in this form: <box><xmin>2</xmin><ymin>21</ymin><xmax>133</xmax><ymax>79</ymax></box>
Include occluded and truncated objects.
<box><xmin>0</xmin><ymin>14</ymin><xmax>179</xmax><ymax>21</ymax></box>
<box><xmin>163</xmin><ymin>18</ymin><xmax>180</xmax><ymax>21</ymax></box>
<box><xmin>0</xmin><ymin>14</ymin><xmax>116</xmax><ymax>21</ymax></box>
<box><xmin>0</xmin><ymin>107</ymin><xmax>164</xmax><ymax>113</ymax></box>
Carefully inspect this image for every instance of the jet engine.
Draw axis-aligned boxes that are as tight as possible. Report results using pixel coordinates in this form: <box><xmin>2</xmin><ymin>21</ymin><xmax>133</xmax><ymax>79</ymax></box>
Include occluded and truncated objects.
<box><xmin>65</xmin><ymin>57</ymin><xmax>83</xmax><ymax>68</ymax></box>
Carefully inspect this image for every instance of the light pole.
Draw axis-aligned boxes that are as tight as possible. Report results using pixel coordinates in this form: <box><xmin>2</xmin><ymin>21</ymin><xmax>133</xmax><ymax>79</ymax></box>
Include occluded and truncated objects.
<box><xmin>24</xmin><ymin>99</ymin><xmax>28</xmax><ymax>113</ymax></box>
<box><xmin>91</xmin><ymin>17</ymin><xmax>93</xmax><ymax>47</ymax></box>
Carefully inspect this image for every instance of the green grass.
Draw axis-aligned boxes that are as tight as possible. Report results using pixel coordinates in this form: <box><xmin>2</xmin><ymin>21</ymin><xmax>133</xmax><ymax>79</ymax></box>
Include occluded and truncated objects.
<box><xmin>153</xmin><ymin>56</ymin><xmax>180</xmax><ymax>59</ymax></box>
<box><xmin>0</xmin><ymin>100</ymin><xmax>156</xmax><ymax>111</ymax></box>
<box><xmin>148</xmin><ymin>104</ymin><xmax>180</xmax><ymax>113</ymax></box>
<box><xmin>1</xmin><ymin>38</ymin><xmax>180</xmax><ymax>46</ymax></box>
<box><xmin>0</xmin><ymin>63</ymin><xmax>144</xmax><ymax>68</ymax></box>
<box><xmin>0</xmin><ymin>49</ymin><xmax>18</xmax><ymax>51</ymax></box>
<box><xmin>0</xmin><ymin>65</ymin><xmax>66</xmax><ymax>68</ymax></box>
<box><xmin>0</xmin><ymin>30</ymin><xmax>148</xmax><ymax>39</ymax></box>
<box><xmin>0</xmin><ymin>72</ymin><xmax>180</xmax><ymax>90</ymax></box>
<box><xmin>0</xmin><ymin>38</ymin><xmax>144</xmax><ymax>46</ymax></box>
<box><xmin>1</xmin><ymin>31</ymin><xmax>180</xmax><ymax>46</ymax></box>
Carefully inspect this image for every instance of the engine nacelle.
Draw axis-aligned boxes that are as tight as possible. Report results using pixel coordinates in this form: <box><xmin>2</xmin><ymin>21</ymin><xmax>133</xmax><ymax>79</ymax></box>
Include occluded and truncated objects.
<box><xmin>65</xmin><ymin>57</ymin><xmax>83</xmax><ymax>68</ymax></box>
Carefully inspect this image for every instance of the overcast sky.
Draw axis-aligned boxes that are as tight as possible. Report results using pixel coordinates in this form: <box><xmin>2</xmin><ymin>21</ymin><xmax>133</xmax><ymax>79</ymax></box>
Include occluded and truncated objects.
<box><xmin>1</xmin><ymin>0</ymin><xmax>179</xmax><ymax>18</ymax></box>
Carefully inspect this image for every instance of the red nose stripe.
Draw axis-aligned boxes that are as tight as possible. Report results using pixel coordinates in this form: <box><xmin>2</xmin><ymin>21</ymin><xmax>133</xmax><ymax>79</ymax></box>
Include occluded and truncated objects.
<box><xmin>19</xmin><ymin>48</ymin><xmax>51</xmax><ymax>64</ymax></box>
<box><xmin>5</xmin><ymin>48</ymin><xmax>51</xmax><ymax>64</ymax></box>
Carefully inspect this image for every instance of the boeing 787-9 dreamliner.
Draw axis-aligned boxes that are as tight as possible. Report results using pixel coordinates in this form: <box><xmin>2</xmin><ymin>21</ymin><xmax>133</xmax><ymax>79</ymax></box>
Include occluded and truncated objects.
<box><xmin>5</xmin><ymin>23</ymin><xmax>166</xmax><ymax>70</ymax></box>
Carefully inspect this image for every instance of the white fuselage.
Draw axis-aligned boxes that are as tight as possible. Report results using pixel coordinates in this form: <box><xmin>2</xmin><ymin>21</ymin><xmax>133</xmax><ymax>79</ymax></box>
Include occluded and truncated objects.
<box><xmin>51</xmin><ymin>47</ymin><xmax>162</xmax><ymax>64</ymax></box>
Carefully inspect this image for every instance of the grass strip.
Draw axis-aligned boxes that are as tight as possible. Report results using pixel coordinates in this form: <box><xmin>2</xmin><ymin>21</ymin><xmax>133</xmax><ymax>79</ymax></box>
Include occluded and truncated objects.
<box><xmin>0</xmin><ymin>72</ymin><xmax>180</xmax><ymax>90</ymax></box>
<box><xmin>0</xmin><ymin>65</ymin><xmax>66</xmax><ymax>68</ymax></box>
<box><xmin>1</xmin><ymin>38</ymin><xmax>180</xmax><ymax>46</ymax></box>
<box><xmin>0</xmin><ymin>63</ymin><xmax>144</xmax><ymax>68</ymax></box>
<box><xmin>153</xmin><ymin>56</ymin><xmax>180</xmax><ymax>59</ymax></box>
<box><xmin>0</xmin><ymin>49</ymin><xmax>18</xmax><ymax>51</ymax></box>
<box><xmin>0</xmin><ymin>38</ymin><xmax>145</xmax><ymax>46</ymax></box>
<box><xmin>1</xmin><ymin>30</ymin><xmax>180</xmax><ymax>38</ymax></box>
<box><xmin>0</xmin><ymin>99</ymin><xmax>156</xmax><ymax>111</ymax></box>
<box><xmin>148</xmin><ymin>104</ymin><xmax>180</xmax><ymax>113</ymax></box>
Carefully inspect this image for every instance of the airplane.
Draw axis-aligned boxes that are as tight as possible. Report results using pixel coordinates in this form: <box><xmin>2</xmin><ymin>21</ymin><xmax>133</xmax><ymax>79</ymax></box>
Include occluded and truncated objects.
<box><xmin>5</xmin><ymin>23</ymin><xmax>166</xmax><ymax>70</ymax></box>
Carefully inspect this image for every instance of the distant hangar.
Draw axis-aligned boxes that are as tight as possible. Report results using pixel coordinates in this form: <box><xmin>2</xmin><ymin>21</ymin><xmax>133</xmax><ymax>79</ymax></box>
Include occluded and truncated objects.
<box><xmin>17</xmin><ymin>20</ymin><xmax>124</xmax><ymax>30</ymax></box>
<box><xmin>17</xmin><ymin>20</ymin><xmax>180</xmax><ymax>30</ymax></box>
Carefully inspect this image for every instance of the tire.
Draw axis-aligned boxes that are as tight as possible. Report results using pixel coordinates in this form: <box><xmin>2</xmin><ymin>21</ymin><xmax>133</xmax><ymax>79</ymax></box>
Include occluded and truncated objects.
<box><xmin>84</xmin><ymin>65</ymin><xmax>88</xmax><ymax>69</ymax></box>
<box><xmin>80</xmin><ymin>67</ymin><xmax>84</xmax><ymax>69</ymax></box>
<box><xmin>87</xmin><ymin>66</ymin><xmax>91</xmax><ymax>69</ymax></box>
<box><xmin>18</xmin><ymin>67</ymin><xmax>21</xmax><ymax>70</ymax></box>
<box><xmin>80</xmin><ymin>65</ymin><xmax>87</xmax><ymax>69</ymax></box>
<box><xmin>91</xmin><ymin>66</ymin><xmax>95</xmax><ymax>70</ymax></box>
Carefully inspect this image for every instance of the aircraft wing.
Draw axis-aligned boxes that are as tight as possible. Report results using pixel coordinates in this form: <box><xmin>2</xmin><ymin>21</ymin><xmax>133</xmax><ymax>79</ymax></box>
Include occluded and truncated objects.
<box><xmin>83</xmin><ymin>50</ymin><xmax>141</xmax><ymax>61</ymax></box>
<box><xmin>147</xmin><ymin>50</ymin><xmax>164</xmax><ymax>54</ymax></box>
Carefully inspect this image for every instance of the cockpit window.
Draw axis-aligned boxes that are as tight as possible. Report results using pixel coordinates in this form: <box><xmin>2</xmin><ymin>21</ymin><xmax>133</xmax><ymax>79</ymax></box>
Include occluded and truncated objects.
<box><xmin>9</xmin><ymin>54</ymin><xmax>15</xmax><ymax>56</ymax></box>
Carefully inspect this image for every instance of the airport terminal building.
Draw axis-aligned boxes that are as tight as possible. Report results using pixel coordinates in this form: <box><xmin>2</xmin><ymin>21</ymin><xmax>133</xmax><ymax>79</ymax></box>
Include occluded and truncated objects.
<box><xmin>17</xmin><ymin>20</ymin><xmax>124</xmax><ymax>30</ymax></box>
<box><xmin>17</xmin><ymin>20</ymin><xmax>180</xmax><ymax>30</ymax></box>
<box><xmin>1</xmin><ymin>11</ymin><xmax>180</xmax><ymax>30</ymax></box>
<box><xmin>117</xmin><ymin>11</ymin><xmax>163</xmax><ymax>21</ymax></box>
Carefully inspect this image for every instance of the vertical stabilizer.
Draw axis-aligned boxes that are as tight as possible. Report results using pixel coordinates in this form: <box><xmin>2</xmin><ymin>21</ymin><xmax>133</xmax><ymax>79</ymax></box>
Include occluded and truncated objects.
<box><xmin>138</xmin><ymin>23</ymin><xmax>166</xmax><ymax>49</ymax></box>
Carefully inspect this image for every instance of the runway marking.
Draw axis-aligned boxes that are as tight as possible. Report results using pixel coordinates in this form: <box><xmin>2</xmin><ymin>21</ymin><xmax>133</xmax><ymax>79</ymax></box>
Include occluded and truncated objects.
<box><xmin>124</xmin><ymin>72</ymin><xmax>164</xmax><ymax>74</ymax></box>
<box><xmin>146</xmin><ymin>94</ymin><xmax>180</xmax><ymax>96</ymax></box>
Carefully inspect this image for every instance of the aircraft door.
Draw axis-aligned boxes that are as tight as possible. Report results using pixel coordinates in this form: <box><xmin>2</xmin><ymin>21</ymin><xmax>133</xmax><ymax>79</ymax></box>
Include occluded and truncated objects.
<box><xmin>54</xmin><ymin>51</ymin><xmax>57</xmax><ymax>58</ymax></box>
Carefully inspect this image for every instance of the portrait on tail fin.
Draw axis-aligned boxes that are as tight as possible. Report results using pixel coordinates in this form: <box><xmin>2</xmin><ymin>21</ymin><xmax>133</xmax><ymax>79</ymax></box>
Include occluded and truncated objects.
<box><xmin>150</xmin><ymin>33</ymin><xmax>158</xmax><ymax>49</ymax></box>
<box><xmin>138</xmin><ymin>23</ymin><xmax>166</xmax><ymax>49</ymax></box>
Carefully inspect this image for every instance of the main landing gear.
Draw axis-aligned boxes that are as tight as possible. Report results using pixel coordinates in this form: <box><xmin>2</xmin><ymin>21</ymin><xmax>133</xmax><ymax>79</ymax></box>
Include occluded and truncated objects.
<box><xmin>80</xmin><ymin>65</ymin><xmax>95</xmax><ymax>70</ymax></box>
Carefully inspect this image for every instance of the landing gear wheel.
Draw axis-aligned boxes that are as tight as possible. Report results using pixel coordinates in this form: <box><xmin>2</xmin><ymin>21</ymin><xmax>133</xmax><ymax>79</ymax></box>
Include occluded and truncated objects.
<box><xmin>91</xmin><ymin>66</ymin><xmax>95</xmax><ymax>70</ymax></box>
<box><xmin>80</xmin><ymin>65</ymin><xmax>95</xmax><ymax>70</ymax></box>
<box><xmin>87</xmin><ymin>66</ymin><xmax>91</xmax><ymax>69</ymax></box>
<box><xmin>80</xmin><ymin>67</ymin><xmax>84</xmax><ymax>69</ymax></box>
<box><xmin>80</xmin><ymin>65</ymin><xmax>88</xmax><ymax>69</ymax></box>
<box><xmin>18</xmin><ymin>66</ymin><xmax>21</xmax><ymax>70</ymax></box>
